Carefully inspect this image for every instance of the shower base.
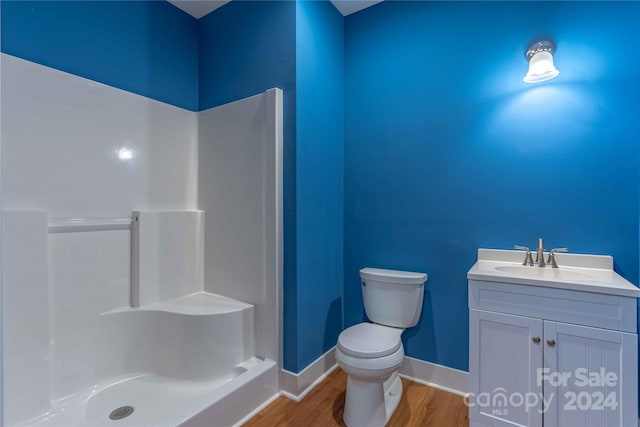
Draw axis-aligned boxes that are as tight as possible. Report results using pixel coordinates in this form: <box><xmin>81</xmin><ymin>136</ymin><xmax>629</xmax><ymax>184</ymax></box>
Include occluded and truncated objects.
<box><xmin>29</xmin><ymin>357</ymin><xmax>277</xmax><ymax>426</ymax></box>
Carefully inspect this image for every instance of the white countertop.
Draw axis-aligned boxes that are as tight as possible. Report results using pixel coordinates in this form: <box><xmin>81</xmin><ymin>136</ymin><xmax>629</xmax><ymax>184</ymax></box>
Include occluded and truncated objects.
<box><xmin>467</xmin><ymin>249</ymin><xmax>640</xmax><ymax>298</ymax></box>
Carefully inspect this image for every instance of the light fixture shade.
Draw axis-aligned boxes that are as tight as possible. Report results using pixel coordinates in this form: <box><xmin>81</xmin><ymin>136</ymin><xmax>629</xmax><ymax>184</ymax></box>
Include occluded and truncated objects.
<box><xmin>523</xmin><ymin>41</ymin><xmax>559</xmax><ymax>83</ymax></box>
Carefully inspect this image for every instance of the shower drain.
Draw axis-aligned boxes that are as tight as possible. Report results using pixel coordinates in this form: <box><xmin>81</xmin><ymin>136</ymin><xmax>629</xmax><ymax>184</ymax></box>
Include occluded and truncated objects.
<box><xmin>109</xmin><ymin>406</ymin><xmax>135</xmax><ymax>421</ymax></box>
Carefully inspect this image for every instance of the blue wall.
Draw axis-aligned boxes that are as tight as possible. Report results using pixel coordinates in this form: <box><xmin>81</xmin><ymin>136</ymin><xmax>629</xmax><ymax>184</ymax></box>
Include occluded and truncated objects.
<box><xmin>295</xmin><ymin>0</ymin><xmax>344</xmax><ymax>371</ymax></box>
<box><xmin>6</xmin><ymin>0</ymin><xmax>639</xmax><ymax>377</ymax></box>
<box><xmin>198</xmin><ymin>1</ymin><xmax>296</xmax><ymax>110</ymax></box>
<box><xmin>197</xmin><ymin>0</ymin><xmax>301</xmax><ymax>370</ymax></box>
<box><xmin>344</xmin><ymin>1</ymin><xmax>640</xmax><ymax>372</ymax></box>
<box><xmin>1</xmin><ymin>1</ymin><xmax>199</xmax><ymax>110</ymax></box>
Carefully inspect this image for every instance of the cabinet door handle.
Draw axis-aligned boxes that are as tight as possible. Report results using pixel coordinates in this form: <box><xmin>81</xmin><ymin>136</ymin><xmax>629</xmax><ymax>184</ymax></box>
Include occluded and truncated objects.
<box><xmin>547</xmin><ymin>339</ymin><xmax>556</xmax><ymax>347</ymax></box>
<box><xmin>532</xmin><ymin>337</ymin><xmax>541</xmax><ymax>344</ymax></box>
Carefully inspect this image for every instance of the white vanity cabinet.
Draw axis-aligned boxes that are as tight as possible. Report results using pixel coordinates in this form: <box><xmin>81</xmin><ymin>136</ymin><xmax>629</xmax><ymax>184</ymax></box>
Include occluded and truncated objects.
<box><xmin>469</xmin><ymin>279</ymin><xmax>638</xmax><ymax>427</ymax></box>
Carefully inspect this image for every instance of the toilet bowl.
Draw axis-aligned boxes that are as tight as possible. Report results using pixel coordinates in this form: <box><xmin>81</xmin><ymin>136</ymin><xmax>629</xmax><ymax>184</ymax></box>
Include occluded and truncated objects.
<box><xmin>337</xmin><ymin>323</ymin><xmax>404</xmax><ymax>379</ymax></box>
<box><xmin>336</xmin><ymin>268</ymin><xmax>427</xmax><ymax>427</ymax></box>
<box><xmin>336</xmin><ymin>323</ymin><xmax>405</xmax><ymax>427</ymax></box>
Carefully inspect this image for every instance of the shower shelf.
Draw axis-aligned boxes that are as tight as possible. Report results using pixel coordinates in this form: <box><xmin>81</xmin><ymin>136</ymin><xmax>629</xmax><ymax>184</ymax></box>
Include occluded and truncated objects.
<box><xmin>105</xmin><ymin>291</ymin><xmax>253</xmax><ymax>316</ymax></box>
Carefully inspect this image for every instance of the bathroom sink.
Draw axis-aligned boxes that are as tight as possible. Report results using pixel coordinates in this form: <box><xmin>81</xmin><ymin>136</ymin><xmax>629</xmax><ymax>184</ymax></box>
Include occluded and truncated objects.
<box><xmin>495</xmin><ymin>265</ymin><xmax>595</xmax><ymax>281</ymax></box>
<box><xmin>467</xmin><ymin>248</ymin><xmax>640</xmax><ymax>297</ymax></box>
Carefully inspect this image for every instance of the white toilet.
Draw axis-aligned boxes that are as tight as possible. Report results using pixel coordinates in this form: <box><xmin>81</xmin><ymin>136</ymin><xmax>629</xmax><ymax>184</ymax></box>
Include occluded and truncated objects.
<box><xmin>336</xmin><ymin>267</ymin><xmax>427</xmax><ymax>427</ymax></box>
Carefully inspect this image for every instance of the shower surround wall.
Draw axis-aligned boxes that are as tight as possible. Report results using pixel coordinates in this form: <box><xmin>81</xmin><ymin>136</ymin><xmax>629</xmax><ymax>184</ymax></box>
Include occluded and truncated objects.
<box><xmin>198</xmin><ymin>91</ymin><xmax>283</xmax><ymax>364</ymax></box>
<box><xmin>2</xmin><ymin>20</ymin><xmax>282</xmax><ymax>427</ymax></box>
<box><xmin>1</xmin><ymin>55</ymin><xmax>198</xmax><ymax>216</ymax></box>
<box><xmin>1</xmin><ymin>52</ymin><xmax>195</xmax><ymax>423</ymax></box>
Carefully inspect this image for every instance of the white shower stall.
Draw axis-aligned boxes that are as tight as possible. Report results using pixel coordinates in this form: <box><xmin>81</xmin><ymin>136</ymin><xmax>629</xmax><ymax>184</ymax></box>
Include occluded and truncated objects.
<box><xmin>1</xmin><ymin>54</ymin><xmax>282</xmax><ymax>426</ymax></box>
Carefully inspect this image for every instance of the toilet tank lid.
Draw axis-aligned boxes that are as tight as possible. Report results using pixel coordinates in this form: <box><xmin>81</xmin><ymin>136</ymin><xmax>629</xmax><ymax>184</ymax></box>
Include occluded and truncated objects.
<box><xmin>360</xmin><ymin>267</ymin><xmax>427</xmax><ymax>285</ymax></box>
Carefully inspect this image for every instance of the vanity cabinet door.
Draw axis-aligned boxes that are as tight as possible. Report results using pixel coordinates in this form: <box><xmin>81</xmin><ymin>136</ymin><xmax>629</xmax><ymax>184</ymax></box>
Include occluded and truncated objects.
<box><xmin>542</xmin><ymin>321</ymin><xmax>637</xmax><ymax>427</ymax></box>
<box><xmin>470</xmin><ymin>309</ymin><xmax>543</xmax><ymax>427</ymax></box>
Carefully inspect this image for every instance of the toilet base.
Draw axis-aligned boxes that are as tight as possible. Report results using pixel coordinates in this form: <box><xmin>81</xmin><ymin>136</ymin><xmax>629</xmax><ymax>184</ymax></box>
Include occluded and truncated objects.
<box><xmin>343</xmin><ymin>372</ymin><xmax>403</xmax><ymax>427</ymax></box>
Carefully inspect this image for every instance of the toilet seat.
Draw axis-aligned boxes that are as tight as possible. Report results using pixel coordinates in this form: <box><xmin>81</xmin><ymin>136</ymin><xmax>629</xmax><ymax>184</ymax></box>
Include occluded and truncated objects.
<box><xmin>337</xmin><ymin>323</ymin><xmax>402</xmax><ymax>358</ymax></box>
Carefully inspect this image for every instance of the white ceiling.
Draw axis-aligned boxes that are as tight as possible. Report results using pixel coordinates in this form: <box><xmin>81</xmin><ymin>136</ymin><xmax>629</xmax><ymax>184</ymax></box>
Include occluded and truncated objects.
<box><xmin>330</xmin><ymin>0</ymin><xmax>383</xmax><ymax>16</ymax></box>
<box><xmin>167</xmin><ymin>0</ymin><xmax>230</xmax><ymax>19</ymax></box>
<box><xmin>167</xmin><ymin>0</ymin><xmax>381</xmax><ymax>19</ymax></box>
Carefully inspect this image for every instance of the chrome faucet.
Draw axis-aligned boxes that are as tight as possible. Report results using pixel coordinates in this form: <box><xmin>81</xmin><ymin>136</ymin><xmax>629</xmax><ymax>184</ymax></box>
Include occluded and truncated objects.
<box><xmin>536</xmin><ymin>238</ymin><xmax>545</xmax><ymax>268</ymax></box>
<box><xmin>516</xmin><ymin>239</ymin><xmax>569</xmax><ymax>268</ymax></box>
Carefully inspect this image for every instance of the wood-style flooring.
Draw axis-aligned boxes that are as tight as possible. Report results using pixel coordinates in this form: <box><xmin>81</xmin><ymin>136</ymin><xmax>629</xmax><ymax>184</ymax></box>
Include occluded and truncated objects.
<box><xmin>244</xmin><ymin>368</ymin><xmax>469</xmax><ymax>427</ymax></box>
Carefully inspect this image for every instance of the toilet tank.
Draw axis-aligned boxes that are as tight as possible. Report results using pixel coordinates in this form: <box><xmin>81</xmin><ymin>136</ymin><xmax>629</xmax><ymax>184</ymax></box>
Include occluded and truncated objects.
<box><xmin>360</xmin><ymin>268</ymin><xmax>427</xmax><ymax>328</ymax></box>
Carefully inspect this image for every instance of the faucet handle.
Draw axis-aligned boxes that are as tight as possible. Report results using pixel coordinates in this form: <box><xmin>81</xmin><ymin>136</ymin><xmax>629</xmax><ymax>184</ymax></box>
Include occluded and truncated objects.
<box><xmin>550</xmin><ymin>247</ymin><xmax>568</xmax><ymax>253</ymax></box>
<box><xmin>547</xmin><ymin>248</ymin><xmax>568</xmax><ymax>268</ymax></box>
<box><xmin>514</xmin><ymin>245</ymin><xmax>535</xmax><ymax>266</ymax></box>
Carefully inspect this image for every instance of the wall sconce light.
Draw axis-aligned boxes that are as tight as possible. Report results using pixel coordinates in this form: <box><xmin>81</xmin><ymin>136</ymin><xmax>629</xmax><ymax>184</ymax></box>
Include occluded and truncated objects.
<box><xmin>523</xmin><ymin>41</ymin><xmax>559</xmax><ymax>83</ymax></box>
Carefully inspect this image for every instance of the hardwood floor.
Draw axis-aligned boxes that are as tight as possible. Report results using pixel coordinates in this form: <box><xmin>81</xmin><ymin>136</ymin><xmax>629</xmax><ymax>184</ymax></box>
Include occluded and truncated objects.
<box><xmin>244</xmin><ymin>368</ymin><xmax>469</xmax><ymax>427</ymax></box>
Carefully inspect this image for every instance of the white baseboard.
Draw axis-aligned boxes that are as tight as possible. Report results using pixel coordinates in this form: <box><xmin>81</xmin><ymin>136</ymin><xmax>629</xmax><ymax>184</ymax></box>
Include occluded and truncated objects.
<box><xmin>280</xmin><ymin>347</ymin><xmax>337</xmax><ymax>401</ymax></box>
<box><xmin>279</xmin><ymin>348</ymin><xmax>469</xmax><ymax>403</ymax></box>
<box><xmin>399</xmin><ymin>355</ymin><xmax>469</xmax><ymax>396</ymax></box>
